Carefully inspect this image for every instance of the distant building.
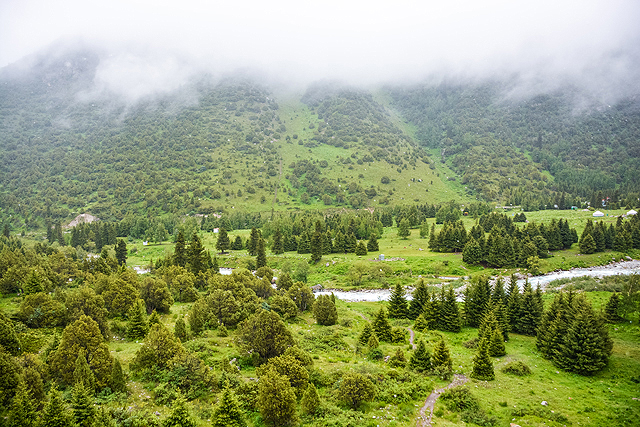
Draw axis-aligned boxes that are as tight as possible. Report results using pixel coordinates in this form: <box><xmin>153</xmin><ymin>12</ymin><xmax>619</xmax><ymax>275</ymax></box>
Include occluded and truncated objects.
<box><xmin>593</xmin><ymin>210</ymin><xmax>605</xmax><ymax>217</ymax></box>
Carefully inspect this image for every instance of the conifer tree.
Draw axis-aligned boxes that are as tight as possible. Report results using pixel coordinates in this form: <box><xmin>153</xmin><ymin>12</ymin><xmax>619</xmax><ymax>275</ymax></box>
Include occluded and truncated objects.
<box><xmin>188</xmin><ymin>232</ymin><xmax>206</xmax><ymax>274</ymax></box>
<box><xmin>163</xmin><ymin>394</ymin><xmax>197</xmax><ymax>427</ymax></box>
<box><xmin>95</xmin><ymin>407</ymin><xmax>117</xmax><ymax>427</ymax></box>
<box><xmin>110</xmin><ymin>357</ymin><xmax>126</xmax><ymax>394</ymax></box>
<box><xmin>408</xmin><ymin>339</ymin><xmax>431</xmax><ymax>372</ymax></box>
<box><xmin>536</xmin><ymin>293</ymin><xmax>567</xmax><ymax>359</ymax></box>
<box><xmin>440</xmin><ymin>287</ymin><xmax>461</xmax><ymax>332</ymax></box>
<box><xmin>301</xmin><ymin>383</ymin><xmax>321</xmax><ymax>415</ymax></box>
<box><xmin>323</xmin><ymin>230</ymin><xmax>333</xmax><ymax>254</ymax></box>
<box><xmin>8</xmin><ymin>380</ymin><xmax>37</xmax><ymax>427</ymax></box>
<box><xmin>421</xmin><ymin>293</ymin><xmax>440</xmax><ymax>330</ymax></box>
<box><xmin>272</xmin><ymin>228</ymin><xmax>284</xmax><ymax>254</ymax></box>
<box><xmin>312</xmin><ymin>295</ymin><xmax>338</xmax><ymax>326</ymax></box>
<box><xmin>310</xmin><ymin>231</ymin><xmax>323</xmax><ymax>263</ymax></box>
<box><xmin>355</xmin><ymin>240</ymin><xmax>368</xmax><ymax>256</ymax></box>
<box><xmin>55</xmin><ymin>222</ymin><xmax>65</xmax><ymax>246</ymax></box>
<box><xmin>389</xmin><ymin>348</ymin><xmax>407</xmax><ymax>368</ymax></box>
<box><xmin>470</xmin><ymin>338</ymin><xmax>494</xmax><ymax>381</ymax></box>
<box><xmin>248</xmin><ymin>227</ymin><xmax>260</xmax><ymax>256</ymax></box>
<box><xmin>398</xmin><ymin>218</ymin><xmax>410</xmax><ymax>239</ymax></box>
<box><xmin>358</xmin><ymin>322</ymin><xmax>373</xmax><ymax>345</ymax></box>
<box><xmin>367</xmin><ymin>333</ymin><xmax>379</xmax><ymax>350</ymax></box>
<box><xmin>127</xmin><ymin>298</ymin><xmax>149</xmax><ymax>340</ymax></box>
<box><xmin>173</xmin><ymin>231</ymin><xmax>187</xmax><ymax>267</ymax></box>
<box><xmin>256</xmin><ymin>238</ymin><xmax>267</xmax><ymax>268</ymax></box>
<box><xmin>212</xmin><ymin>382</ymin><xmax>246</xmax><ymax>427</ymax></box>
<box><xmin>71</xmin><ymin>383</ymin><xmax>96</xmax><ymax>427</ymax></box>
<box><xmin>257</xmin><ymin>368</ymin><xmax>298</xmax><ymax>427</ymax></box>
<box><xmin>605</xmin><ymin>293</ymin><xmax>622</xmax><ymax>323</ymax></box>
<box><xmin>216</xmin><ymin>228</ymin><xmax>231</xmax><ymax>254</ymax></box>
<box><xmin>515</xmin><ymin>280</ymin><xmax>542</xmax><ymax>336</ymax></box>
<box><xmin>388</xmin><ymin>283</ymin><xmax>408</xmax><ymax>319</ymax></box>
<box><xmin>297</xmin><ymin>230</ymin><xmax>311</xmax><ymax>254</ymax></box>
<box><xmin>0</xmin><ymin>312</ymin><xmax>21</xmax><ymax>356</ymax></box>
<box><xmin>372</xmin><ymin>307</ymin><xmax>392</xmax><ymax>341</ymax></box>
<box><xmin>431</xmin><ymin>337</ymin><xmax>453</xmax><ymax>379</ymax></box>
<box><xmin>148</xmin><ymin>309</ymin><xmax>161</xmax><ymax>326</ymax></box>
<box><xmin>419</xmin><ymin>221</ymin><xmax>430</xmax><ymax>238</ymax></box>
<box><xmin>579</xmin><ymin>233</ymin><xmax>597</xmax><ymax>254</ymax></box>
<box><xmin>462</xmin><ymin>236</ymin><xmax>483</xmax><ymax>265</ymax></box>
<box><xmin>464</xmin><ymin>276</ymin><xmax>491</xmax><ymax>327</ymax></box>
<box><xmin>73</xmin><ymin>349</ymin><xmax>96</xmax><ymax>393</ymax></box>
<box><xmin>174</xmin><ymin>318</ymin><xmax>188</xmax><ymax>342</ymax></box>
<box><xmin>115</xmin><ymin>239</ymin><xmax>127</xmax><ymax>266</ymax></box>
<box><xmin>408</xmin><ymin>279</ymin><xmax>429</xmax><ymax>320</ymax></box>
<box><xmin>555</xmin><ymin>296</ymin><xmax>613</xmax><ymax>375</ymax></box>
<box><xmin>40</xmin><ymin>387</ymin><xmax>74</xmax><ymax>427</ymax></box>
<box><xmin>488</xmin><ymin>328</ymin><xmax>506</xmax><ymax>357</ymax></box>
<box><xmin>367</xmin><ymin>233</ymin><xmax>379</xmax><ymax>252</ymax></box>
<box><xmin>345</xmin><ymin>232</ymin><xmax>357</xmax><ymax>253</ymax></box>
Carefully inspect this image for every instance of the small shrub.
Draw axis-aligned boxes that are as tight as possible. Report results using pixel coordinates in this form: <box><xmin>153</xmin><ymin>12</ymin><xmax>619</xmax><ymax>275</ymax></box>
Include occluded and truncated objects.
<box><xmin>501</xmin><ymin>361</ymin><xmax>532</xmax><ymax>376</ymax></box>
<box><xmin>440</xmin><ymin>386</ymin><xmax>480</xmax><ymax>412</ymax></box>
<box><xmin>463</xmin><ymin>337</ymin><xmax>479</xmax><ymax>349</ymax></box>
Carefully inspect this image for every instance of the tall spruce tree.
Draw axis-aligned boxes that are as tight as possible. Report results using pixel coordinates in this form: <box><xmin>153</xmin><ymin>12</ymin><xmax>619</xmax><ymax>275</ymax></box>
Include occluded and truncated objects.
<box><xmin>212</xmin><ymin>382</ymin><xmax>246</xmax><ymax>427</ymax></box>
<box><xmin>272</xmin><ymin>228</ymin><xmax>284</xmax><ymax>255</ymax></box>
<box><xmin>408</xmin><ymin>279</ymin><xmax>430</xmax><ymax>320</ymax></box>
<box><xmin>470</xmin><ymin>337</ymin><xmax>494</xmax><ymax>381</ymax></box>
<box><xmin>464</xmin><ymin>276</ymin><xmax>491</xmax><ymax>327</ymax></box>
<box><xmin>257</xmin><ymin>368</ymin><xmax>298</xmax><ymax>427</ymax></box>
<box><xmin>358</xmin><ymin>322</ymin><xmax>373</xmax><ymax>346</ymax></box>
<box><xmin>408</xmin><ymin>339</ymin><xmax>431</xmax><ymax>372</ymax></box>
<box><xmin>110</xmin><ymin>357</ymin><xmax>126</xmax><ymax>394</ymax></box>
<box><xmin>127</xmin><ymin>299</ymin><xmax>149</xmax><ymax>340</ymax></box>
<box><xmin>301</xmin><ymin>383</ymin><xmax>321</xmax><ymax>415</ymax></box>
<box><xmin>310</xmin><ymin>231</ymin><xmax>323</xmax><ymax>263</ymax></box>
<box><xmin>8</xmin><ymin>380</ymin><xmax>37</xmax><ymax>427</ymax></box>
<box><xmin>256</xmin><ymin>238</ymin><xmax>267</xmax><ymax>269</ymax></box>
<box><xmin>372</xmin><ymin>307</ymin><xmax>393</xmax><ymax>341</ymax></box>
<box><xmin>173</xmin><ymin>231</ymin><xmax>187</xmax><ymax>267</ymax></box>
<box><xmin>216</xmin><ymin>228</ymin><xmax>231</xmax><ymax>254</ymax></box>
<box><xmin>431</xmin><ymin>337</ymin><xmax>453</xmax><ymax>379</ymax></box>
<box><xmin>71</xmin><ymin>383</ymin><xmax>96</xmax><ymax>427</ymax></box>
<box><xmin>515</xmin><ymin>280</ymin><xmax>542</xmax><ymax>336</ymax></box>
<box><xmin>440</xmin><ymin>286</ymin><xmax>461</xmax><ymax>332</ymax></box>
<box><xmin>188</xmin><ymin>232</ymin><xmax>206</xmax><ymax>274</ymax></box>
<box><xmin>248</xmin><ymin>228</ymin><xmax>260</xmax><ymax>256</ymax></box>
<box><xmin>40</xmin><ymin>387</ymin><xmax>74</xmax><ymax>427</ymax></box>
<box><xmin>163</xmin><ymin>394</ymin><xmax>197</xmax><ymax>427</ymax></box>
<box><xmin>388</xmin><ymin>283</ymin><xmax>408</xmax><ymax>319</ymax></box>
<box><xmin>605</xmin><ymin>293</ymin><xmax>622</xmax><ymax>323</ymax></box>
<box><xmin>367</xmin><ymin>233</ymin><xmax>379</xmax><ymax>252</ymax></box>
<box><xmin>115</xmin><ymin>239</ymin><xmax>127</xmax><ymax>266</ymax></box>
<box><xmin>73</xmin><ymin>349</ymin><xmax>96</xmax><ymax>393</ymax></box>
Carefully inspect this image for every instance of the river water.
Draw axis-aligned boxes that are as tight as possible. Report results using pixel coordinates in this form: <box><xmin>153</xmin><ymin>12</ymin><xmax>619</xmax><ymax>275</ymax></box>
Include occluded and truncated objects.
<box><xmin>315</xmin><ymin>260</ymin><xmax>640</xmax><ymax>302</ymax></box>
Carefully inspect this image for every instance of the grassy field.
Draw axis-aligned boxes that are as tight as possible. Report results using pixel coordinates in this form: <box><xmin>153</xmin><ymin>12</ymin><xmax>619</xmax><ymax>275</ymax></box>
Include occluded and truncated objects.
<box><xmin>122</xmin><ymin>207</ymin><xmax>637</xmax><ymax>292</ymax></box>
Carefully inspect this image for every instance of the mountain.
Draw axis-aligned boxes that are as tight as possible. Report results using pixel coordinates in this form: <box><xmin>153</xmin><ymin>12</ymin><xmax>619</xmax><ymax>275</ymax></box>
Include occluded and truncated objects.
<box><xmin>1</xmin><ymin>45</ymin><xmax>639</xmax><ymax>231</ymax></box>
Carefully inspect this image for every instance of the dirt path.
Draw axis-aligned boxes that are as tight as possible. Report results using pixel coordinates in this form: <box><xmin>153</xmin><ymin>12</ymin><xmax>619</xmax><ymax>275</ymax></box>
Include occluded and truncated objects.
<box><xmin>416</xmin><ymin>374</ymin><xmax>468</xmax><ymax>427</ymax></box>
<box><xmin>408</xmin><ymin>327</ymin><xmax>416</xmax><ymax>350</ymax></box>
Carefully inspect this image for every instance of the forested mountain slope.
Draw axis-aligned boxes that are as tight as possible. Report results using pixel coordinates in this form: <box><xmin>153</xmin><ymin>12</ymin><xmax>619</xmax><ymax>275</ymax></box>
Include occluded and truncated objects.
<box><xmin>387</xmin><ymin>81</ymin><xmax>640</xmax><ymax>209</ymax></box>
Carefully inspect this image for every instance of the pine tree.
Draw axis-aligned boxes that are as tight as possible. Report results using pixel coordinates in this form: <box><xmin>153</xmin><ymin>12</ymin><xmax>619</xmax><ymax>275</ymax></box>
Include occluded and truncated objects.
<box><xmin>301</xmin><ymin>383</ymin><xmax>321</xmax><ymax>415</ymax></box>
<box><xmin>389</xmin><ymin>348</ymin><xmax>407</xmax><ymax>368</ymax></box>
<box><xmin>71</xmin><ymin>383</ymin><xmax>96</xmax><ymax>427</ymax></box>
<box><xmin>398</xmin><ymin>218</ymin><xmax>410</xmax><ymax>239</ymax></box>
<box><xmin>174</xmin><ymin>231</ymin><xmax>187</xmax><ymax>267</ymax></box>
<box><xmin>355</xmin><ymin>240</ymin><xmax>368</xmax><ymax>256</ymax></box>
<box><xmin>127</xmin><ymin>299</ymin><xmax>149</xmax><ymax>339</ymax></box>
<box><xmin>516</xmin><ymin>280</ymin><xmax>542</xmax><ymax>336</ymax></box>
<box><xmin>419</xmin><ymin>221</ymin><xmax>430</xmax><ymax>238</ymax></box>
<box><xmin>248</xmin><ymin>228</ymin><xmax>260</xmax><ymax>256</ymax></box>
<box><xmin>555</xmin><ymin>296</ymin><xmax>613</xmax><ymax>375</ymax></box>
<box><xmin>310</xmin><ymin>231</ymin><xmax>323</xmax><ymax>263</ymax></box>
<box><xmin>163</xmin><ymin>394</ymin><xmax>197</xmax><ymax>427</ymax></box>
<box><xmin>188</xmin><ymin>232</ymin><xmax>206</xmax><ymax>274</ymax></box>
<box><xmin>0</xmin><ymin>312</ymin><xmax>21</xmax><ymax>356</ymax></box>
<box><xmin>312</xmin><ymin>295</ymin><xmax>338</xmax><ymax>326</ymax></box>
<box><xmin>174</xmin><ymin>318</ymin><xmax>188</xmax><ymax>342</ymax></box>
<box><xmin>73</xmin><ymin>349</ymin><xmax>96</xmax><ymax>393</ymax></box>
<box><xmin>431</xmin><ymin>337</ymin><xmax>453</xmax><ymax>379</ymax></box>
<box><xmin>408</xmin><ymin>279</ymin><xmax>429</xmax><ymax>320</ymax></box>
<box><xmin>345</xmin><ymin>232</ymin><xmax>357</xmax><ymax>253</ymax></box>
<box><xmin>257</xmin><ymin>368</ymin><xmax>298</xmax><ymax>427</ymax></box>
<box><xmin>488</xmin><ymin>328</ymin><xmax>506</xmax><ymax>357</ymax></box>
<box><xmin>408</xmin><ymin>339</ymin><xmax>431</xmax><ymax>372</ymax></box>
<box><xmin>211</xmin><ymin>383</ymin><xmax>246</xmax><ymax>427</ymax></box>
<box><xmin>55</xmin><ymin>222</ymin><xmax>65</xmax><ymax>246</ymax></box>
<box><xmin>388</xmin><ymin>283</ymin><xmax>408</xmax><ymax>319</ymax></box>
<box><xmin>8</xmin><ymin>380</ymin><xmax>37</xmax><ymax>427</ymax></box>
<box><xmin>367</xmin><ymin>233</ymin><xmax>379</xmax><ymax>252</ymax></box>
<box><xmin>115</xmin><ymin>239</ymin><xmax>127</xmax><ymax>266</ymax></box>
<box><xmin>256</xmin><ymin>238</ymin><xmax>267</xmax><ymax>268</ymax></box>
<box><xmin>367</xmin><ymin>333</ymin><xmax>379</xmax><ymax>349</ymax></box>
<box><xmin>372</xmin><ymin>307</ymin><xmax>392</xmax><ymax>341</ymax></box>
<box><xmin>148</xmin><ymin>309</ymin><xmax>161</xmax><ymax>326</ymax></box>
<box><xmin>462</xmin><ymin>236</ymin><xmax>483</xmax><ymax>265</ymax></box>
<box><xmin>216</xmin><ymin>228</ymin><xmax>231</xmax><ymax>254</ymax></box>
<box><xmin>40</xmin><ymin>387</ymin><xmax>74</xmax><ymax>427</ymax></box>
<box><xmin>110</xmin><ymin>357</ymin><xmax>126</xmax><ymax>394</ymax></box>
<box><xmin>440</xmin><ymin>287</ymin><xmax>461</xmax><ymax>332</ymax></box>
<box><xmin>358</xmin><ymin>322</ymin><xmax>373</xmax><ymax>345</ymax></box>
<box><xmin>272</xmin><ymin>228</ymin><xmax>284</xmax><ymax>254</ymax></box>
<box><xmin>579</xmin><ymin>233</ymin><xmax>597</xmax><ymax>254</ymax></box>
<box><xmin>464</xmin><ymin>276</ymin><xmax>491</xmax><ymax>327</ymax></box>
<box><xmin>470</xmin><ymin>338</ymin><xmax>494</xmax><ymax>381</ymax></box>
<box><xmin>323</xmin><ymin>230</ymin><xmax>333</xmax><ymax>254</ymax></box>
<box><xmin>605</xmin><ymin>293</ymin><xmax>622</xmax><ymax>323</ymax></box>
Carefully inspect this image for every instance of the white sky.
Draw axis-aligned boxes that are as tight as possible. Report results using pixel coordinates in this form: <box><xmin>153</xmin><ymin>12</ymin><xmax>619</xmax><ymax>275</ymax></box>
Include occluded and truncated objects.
<box><xmin>1</xmin><ymin>0</ymin><xmax>639</xmax><ymax>91</ymax></box>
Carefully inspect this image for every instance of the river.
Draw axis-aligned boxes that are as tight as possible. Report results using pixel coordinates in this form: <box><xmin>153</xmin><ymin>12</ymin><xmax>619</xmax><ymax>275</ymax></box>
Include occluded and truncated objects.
<box><xmin>315</xmin><ymin>260</ymin><xmax>640</xmax><ymax>302</ymax></box>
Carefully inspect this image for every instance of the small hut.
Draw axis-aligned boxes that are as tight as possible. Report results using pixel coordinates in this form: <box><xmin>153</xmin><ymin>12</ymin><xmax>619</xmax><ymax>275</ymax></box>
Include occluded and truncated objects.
<box><xmin>593</xmin><ymin>210</ymin><xmax>605</xmax><ymax>217</ymax></box>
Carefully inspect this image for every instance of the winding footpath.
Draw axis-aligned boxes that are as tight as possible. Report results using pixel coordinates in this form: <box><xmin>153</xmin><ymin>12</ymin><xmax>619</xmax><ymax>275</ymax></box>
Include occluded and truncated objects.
<box><xmin>416</xmin><ymin>374</ymin><xmax>469</xmax><ymax>427</ymax></box>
